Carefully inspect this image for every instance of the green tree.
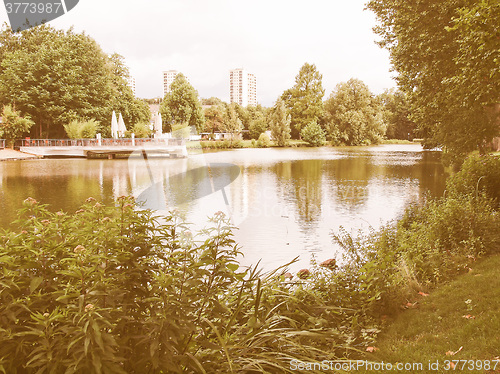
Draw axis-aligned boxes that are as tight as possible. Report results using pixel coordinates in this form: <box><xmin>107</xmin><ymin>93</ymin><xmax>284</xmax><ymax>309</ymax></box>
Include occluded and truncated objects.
<box><xmin>203</xmin><ymin>104</ymin><xmax>225</xmax><ymax>134</ymax></box>
<box><xmin>379</xmin><ymin>89</ymin><xmax>417</xmax><ymax>140</ymax></box>
<box><xmin>300</xmin><ymin>120</ymin><xmax>326</xmax><ymax>147</ymax></box>
<box><xmin>281</xmin><ymin>63</ymin><xmax>325</xmax><ymax>139</ymax></box>
<box><xmin>0</xmin><ymin>25</ymin><xmax>146</xmax><ymax>139</ymax></box>
<box><xmin>63</xmin><ymin>119</ymin><xmax>99</xmax><ymax>139</ymax></box>
<box><xmin>366</xmin><ymin>0</ymin><xmax>500</xmax><ymax>164</ymax></box>
<box><xmin>324</xmin><ymin>79</ymin><xmax>385</xmax><ymax>145</ymax></box>
<box><xmin>108</xmin><ymin>53</ymin><xmax>151</xmax><ymax>130</ymax></box>
<box><xmin>223</xmin><ymin>103</ymin><xmax>243</xmax><ymax>139</ymax></box>
<box><xmin>0</xmin><ymin>105</ymin><xmax>34</xmax><ymax>146</ymax></box>
<box><xmin>159</xmin><ymin>73</ymin><xmax>205</xmax><ymax>133</ymax></box>
<box><xmin>269</xmin><ymin>98</ymin><xmax>291</xmax><ymax>147</ymax></box>
<box><xmin>248</xmin><ymin>111</ymin><xmax>268</xmax><ymax>140</ymax></box>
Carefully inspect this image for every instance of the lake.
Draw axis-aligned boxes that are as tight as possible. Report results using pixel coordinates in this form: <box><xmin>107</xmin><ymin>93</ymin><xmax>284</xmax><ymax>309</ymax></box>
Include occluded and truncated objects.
<box><xmin>0</xmin><ymin>144</ymin><xmax>446</xmax><ymax>272</ymax></box>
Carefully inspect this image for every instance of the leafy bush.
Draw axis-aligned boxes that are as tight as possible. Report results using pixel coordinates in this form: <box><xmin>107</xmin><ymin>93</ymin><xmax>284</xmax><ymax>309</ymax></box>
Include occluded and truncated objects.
<box><xmin>131</xmin><ymin>122</ymin><xmax>152</xmax><ymax>138</ymax></box>
<box><xmin>333</xmin><ymin>193</ymin><xmax>500</xmax><ymax>316</ymax></box>
<box><xmin>0</xmin><ymin>105</ymin><xmax>34</xmax><ymax>146</ymax></box>
<box><xmin>256</xmin><ymin>133</ymin><xmax>271</xmax><ymax>148</ymax></box>
<box><xmin>446</xmin><ymin>154</ymin><xmax>500</xmax><ymax>207</ymax></box>
<box><xmin>300</xmin><ymin>120</ymin><xmax>326</xmax><ymax>147</ymax></box>
<box><xmin>0</xmin><ymin>198</ymin><xmax>365</xmax><ymax>373</ymax></box>
<box><xmin>63</xmin><ymin>119</ymin><xmax>99</xmax><ymax>139</ymax></box>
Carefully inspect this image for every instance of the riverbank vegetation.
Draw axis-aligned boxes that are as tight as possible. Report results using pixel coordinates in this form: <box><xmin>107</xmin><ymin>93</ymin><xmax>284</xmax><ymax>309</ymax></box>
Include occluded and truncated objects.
<box><xmin>1</xmin><ymin>154</ymin><xmax>499</xmax><ymax>373</ymax></box>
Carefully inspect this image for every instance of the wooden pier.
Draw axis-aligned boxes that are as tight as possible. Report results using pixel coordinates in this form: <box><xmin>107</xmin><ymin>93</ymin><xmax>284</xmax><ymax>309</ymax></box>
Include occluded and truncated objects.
<box><xmin>17</xmin><ymin>138</ymin><xmax>187</xmax><ymax>159</ymax></box>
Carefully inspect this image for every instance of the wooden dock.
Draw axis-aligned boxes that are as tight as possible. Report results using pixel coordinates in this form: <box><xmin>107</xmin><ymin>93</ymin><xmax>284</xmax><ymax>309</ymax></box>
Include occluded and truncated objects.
<box><xmin>17</xmin><ymin>139</ymin><xmax>187</xmax><ymax>159</ymax></box>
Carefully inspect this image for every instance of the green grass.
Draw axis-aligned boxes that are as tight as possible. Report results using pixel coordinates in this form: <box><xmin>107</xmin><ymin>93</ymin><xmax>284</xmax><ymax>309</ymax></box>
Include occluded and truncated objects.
<box><xmin>357</xmin><ymin>254</ymin><xmax>500</xmax><ymax>373</ymax></box>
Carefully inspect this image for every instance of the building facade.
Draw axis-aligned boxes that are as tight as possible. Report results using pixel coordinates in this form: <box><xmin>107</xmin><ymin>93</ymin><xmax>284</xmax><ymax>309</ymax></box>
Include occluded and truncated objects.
<box><xmin>163</xmin><ymin>70</ymin><xmax>180</xmax><ymax>97</ymax></box>
<box><xmin>229</xmin><ymin>68</ymin><xmax>257</xmax><ymax>107</ymax></box>
<box><xmin>127</xmin><ymin>77</ymin><xmax>136</xmax><ymax>96</ymax></box>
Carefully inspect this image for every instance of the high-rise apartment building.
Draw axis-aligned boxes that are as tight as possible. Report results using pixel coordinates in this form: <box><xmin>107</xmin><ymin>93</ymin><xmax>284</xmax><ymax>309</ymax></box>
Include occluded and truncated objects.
<box><xmin>163</xmin><ymin>70</ymin><xmax>179</xmax><ymax>97</ymax></box>
<box><xmin>127</xmin><ymin>77</ymin><xmax>136</xmax><ymax>96</ymax></box>
<box><xmin>229</xmin><ymin>69</ymin><xmax>257</xmax><ymax>107</ymax></box>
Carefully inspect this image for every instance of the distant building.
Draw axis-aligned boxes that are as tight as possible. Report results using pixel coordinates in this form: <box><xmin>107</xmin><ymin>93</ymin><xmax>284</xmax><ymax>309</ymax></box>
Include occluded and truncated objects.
<box><xmin>229</xmin><ymin>68</ymin><xmax>257</xmax><ymax>107</ymax></box>
<box><xmin>127</xmin><ymin>77</ymin><xmax>136</xmax><ymax>96</ymax></box>
<box><xmin>163</xmin><ymin>70</ymin><xmax>180</xmax><ymax>97</ymax></box>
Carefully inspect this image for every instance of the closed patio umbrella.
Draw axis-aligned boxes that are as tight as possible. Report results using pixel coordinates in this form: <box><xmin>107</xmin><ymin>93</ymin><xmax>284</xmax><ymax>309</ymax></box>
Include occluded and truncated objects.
<box><xmin>118</xmin><ymin>113</ymin><xmax>127</xmax><ymax>138</ymax></box>
<box><xmin>111</xmin><ymin>111</ymin><xmax>118</xmax><ymax>139</ymax></box>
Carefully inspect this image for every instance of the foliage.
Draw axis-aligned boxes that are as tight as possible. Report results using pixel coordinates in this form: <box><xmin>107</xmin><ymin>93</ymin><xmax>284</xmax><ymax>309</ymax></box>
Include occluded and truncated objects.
<box><xmin>0</xmin><ymin>25</ymin><xmax>144</xmax><ymax>138</ymax></box>
<box><xmin>131</xmin><ymin>122</ymin><xmax>152</xmax><ymax>138</ymax></box>
<box><xmin>366</xmin><ymin>0</ymin><xmax>500</xmax><ymax>164</ymax></box>
<box><xmin>0</xmin><ymin>105</ymin><xmax>34</xmax><ymax>146</ymax></box>
<box><xmin>281</xmin><ymin>63</ymin><xmax>325</xmax><ymax>139</ymax></box>
<box><xmin>63</xmin><ymin>120</ymin><xmax>99</xmax><ymax>139</ymax></box>
<box><xmin>203</xmin><ymin>104</ymin><xmax>225</xmax><ymax>134</ymax></box>
<box><xmin>378</xmin><ymin>89</ymin><xmax>417</xmax><ymax>140</ymax></box>
<box><xmin>325</xmin><ymin>79</ymin><xmax>385</xmax><ymax>146</ymax></box>
<box><xmin>248</xmin><ymin>111</ymin><xmax>267</xmax><ymax>139</ymax></box>
<box><xmin>223</xmin><ymin>103</ymin><xmax>243</xmax><ymax>136</ymax></box>
<box><xmin>446</xmin><ymin>154</ymin><xmax>500</xmax><ymax>208</ymax></box>
<box><xmin>0</xmin><ymin>198</ymin><xmax>371</xmax><ymax>373</ymax></box>
<box><xmin>269</xmin><ymin>98</ymin><xmax>291</xmax><ymax>147</ymax></box>
<box><xmin>300</xmin><ymin>120</ymin><xmax>326</xmax><ymax>147</ymax></box>
<box><xmin>256</xmin><ymin>133</ymin><xmax>271</xmax><ymax>148</ymax></box>
<box><xmin>160</xmin><ymin>73</ymin><xmax>205</xmax><ymax>133</ymax></box>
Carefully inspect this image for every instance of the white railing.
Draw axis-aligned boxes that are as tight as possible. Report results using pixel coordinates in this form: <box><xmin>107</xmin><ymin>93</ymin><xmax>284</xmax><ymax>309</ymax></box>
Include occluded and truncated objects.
<box><xmin>17</xmin><ymin>138</ymin><xmax>185</xmax><ymax>147</ymax></box>
<box><xmin>0</xmin><ymin>139</ymin><xmax>5</xmax><ymax>149</ymax></box>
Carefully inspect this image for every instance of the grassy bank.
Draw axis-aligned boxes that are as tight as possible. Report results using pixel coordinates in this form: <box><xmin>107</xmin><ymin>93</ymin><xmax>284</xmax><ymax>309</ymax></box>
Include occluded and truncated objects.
<box><xmin>358</xmin><ymin>254</ymin><xmax>500</xmax><ymax>373</ymax></box>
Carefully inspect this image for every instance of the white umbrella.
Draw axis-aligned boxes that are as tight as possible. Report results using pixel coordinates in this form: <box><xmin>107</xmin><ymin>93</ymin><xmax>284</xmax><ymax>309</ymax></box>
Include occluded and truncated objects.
<box><xmin>154</xmin><ymin>112</ymin><xmax>162</xmax><ymax>138</ymax></box>
<box><xmin>111</xmin><ymin>111</ymin><xmax>118</xmax><ymax>139</ymax></box>
<box><xmin>118</xmin><ymin>113</ymin><xmax>127</xmax><ymax>138</ymax></box>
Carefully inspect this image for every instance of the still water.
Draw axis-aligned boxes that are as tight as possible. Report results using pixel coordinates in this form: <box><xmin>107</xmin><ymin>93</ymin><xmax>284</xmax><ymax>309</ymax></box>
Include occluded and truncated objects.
<box><xmin>0</xmin><ymin>144</ymin><xmax>446</xmax><ymax>271</ymax></box>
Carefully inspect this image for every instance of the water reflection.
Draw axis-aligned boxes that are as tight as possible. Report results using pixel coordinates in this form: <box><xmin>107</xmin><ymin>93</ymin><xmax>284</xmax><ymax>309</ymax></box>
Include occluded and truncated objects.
<box><xmin>0</xmin><ymin>145</ymin><xmax>446</xmax><ymax>271</ymax></box>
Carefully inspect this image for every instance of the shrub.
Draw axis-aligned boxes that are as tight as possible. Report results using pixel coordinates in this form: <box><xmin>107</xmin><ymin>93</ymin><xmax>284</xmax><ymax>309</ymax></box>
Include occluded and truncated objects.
<box><xmin>131</xmin><ymin>122</ymin><xmax>152</xmax><ymax>138</ymax></box>
<box><xmin>300</xmin><ymin>120</ymin><xmax>326</xmax><ymax>147</ymax></box>
<box><xmin>446</xmin><ymin>154</ymin><xmax>500</xmax><ymax>208</ymax></box>
<box><xmin>256</xmin><ymin>133</ymin><xmax>271</xmax><ymax>148</ymax></box>
<box><xmin>0</xmin><ymin>105</ymin><xmax>34</xmax><ymax>146</ymax></box>
<box><xmin>0</xmin><ymin>198</ymin><xmax>364</xmax><ymax>373</ymax></box>
<box><xmin>63</xmin><ymin>119</ymin><xmax>99</xmax><ymax>139</ymax></box>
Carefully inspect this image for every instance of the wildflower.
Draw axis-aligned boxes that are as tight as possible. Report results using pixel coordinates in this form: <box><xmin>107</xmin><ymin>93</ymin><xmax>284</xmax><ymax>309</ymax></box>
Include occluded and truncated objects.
<box><xmin>297</xmin><ymin>269</ymin><xmax>311</xmax><ymax>279</ymax></box>
<box><xmin>123</xmin><ymin>204</ymin><xmax>133</xmax><ymax>209</ymax></box>
<box><xmin>23</xmin><ymin>197</ymin><xmax>38</xmax><ymax>206</ymax></box>
<box><xmin>43</xmin><ymin>313</ymin><xmax>49</xmax><ymax>318</ymax></box>
<box><xmin>319</xmin><ymin>258</ymin><xmax>336</xmax><ymax>269</ymax></box>
<box><xmin>94</xmin><ymin>202</ymin><xmax>102</xmax><ymax>208</ymax></box>
<box><xmin>85</xmin><ymin>197</ymin><xmax>96</xmax><ymax>203</ymax></box>
<box><xmin>75</xmin><ymin>209</ymin><xmax>85</xmax><ymax>214</ymax></box>
<box><xmin>56</xmin><ymin>211</ymin><xmax>65</xmax><ymax>216</ymax></box>
<box><xmin>74</xmin><ymin>245</ymin><xmax>85</xmax><ymax>253</ymax></box>
<box><xmin>41</xmin><ymin>220</ymin><xmax>50</xmax><ymax>226</ymax></box>
<box><xmin>85</xmin><ymin>304</ymin><xmax>95</xmax><ymax>312</ymax></box>
<box><xmin>101</xmin><ymin>217</ymin><xmax>111</xmax><ymax>223</ymax></box>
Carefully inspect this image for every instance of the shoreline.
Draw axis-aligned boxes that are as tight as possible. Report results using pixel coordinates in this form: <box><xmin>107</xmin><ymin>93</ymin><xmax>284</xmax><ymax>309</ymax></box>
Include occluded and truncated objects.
<box><xmin>0</xmin><ymin>149</ymin><xmax>40</xmax><ymax>161</ymax></box>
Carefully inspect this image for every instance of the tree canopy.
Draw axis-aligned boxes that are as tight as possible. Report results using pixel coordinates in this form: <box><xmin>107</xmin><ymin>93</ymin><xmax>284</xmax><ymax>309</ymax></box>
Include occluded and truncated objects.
<box><xmin>269</xmin><ymin>98</ymin><xmax>291</xmax><ymax>147</ymax></box>
<box><xmin>160</xmin><ymin>73</ymin><xmax>204</xmax><ymax>133</ymax></box>
<box><xmin>281</xmin><ymin>63</ymin><xmax>325</xmax><ymax>139</ymax></box>
<box><xmin>0</xmin><ymin>24</ymin><xmax>149</xmax><ymax>138</ymax></box>
<box><xmin>325</xmin><ymin>79</ymin><xmax>385</xmax><ymax>145</ymax></box>
<box><xmin>366</xmin><ymin>0</ymin><xmax>500</xmax><ymax>163</ymax></box>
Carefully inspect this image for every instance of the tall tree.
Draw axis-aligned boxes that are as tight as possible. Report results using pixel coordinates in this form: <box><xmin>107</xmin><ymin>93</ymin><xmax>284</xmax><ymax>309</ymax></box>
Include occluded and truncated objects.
<box><xmin>366</xmin><ymin>0</ymin><xmax>500</xmax><ymax>164</ymax></box>
<box><xmin>269</xmin><ymin>98</ymin><xmax>291</xmax><ymax>147</ymax></box>
<box><xmin>324</xmin><ymin>79</ymin><xmax>385</xmax><ymax>145</ymax></box>
<box><xmin>159</xmin><ymin>73</ymin><xmax>204</xmax><ymax>133</ymax></box>
<box><xmin>0</xmin><ymin>24</ymin><xmax>146</xmax><ymax>138</ymax></box>
<box><xmin>281</xmin><ymin>63</ymin><xmax>325</xmax><ymax>139</ymax></box>
<box><xmin>379</xmin><ymin>89</ymin><xmax>416</xmax><ymax>140</ymax></box>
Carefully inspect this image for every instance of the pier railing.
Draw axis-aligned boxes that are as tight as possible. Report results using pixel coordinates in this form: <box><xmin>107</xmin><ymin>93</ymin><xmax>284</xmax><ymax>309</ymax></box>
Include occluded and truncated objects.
<box><xmin>16</xmin><ymin>138</ymin><xmax>185</xmax><ymax>147</ymax></box>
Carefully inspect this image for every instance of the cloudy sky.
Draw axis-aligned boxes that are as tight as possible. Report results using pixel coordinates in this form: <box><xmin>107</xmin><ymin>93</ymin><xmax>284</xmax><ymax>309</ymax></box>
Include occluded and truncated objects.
<box><xmin>2</xmin><ymin>0</ymin><xmax>396</xmax><ymax>106</ymax></box>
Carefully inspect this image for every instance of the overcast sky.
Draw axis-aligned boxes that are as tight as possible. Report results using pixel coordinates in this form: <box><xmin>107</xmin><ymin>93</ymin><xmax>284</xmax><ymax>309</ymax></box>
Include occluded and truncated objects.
<box><xmin>1</xmin><ymin>0</ymin><xmax>396</xmax><ymax>106</ymax></box>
